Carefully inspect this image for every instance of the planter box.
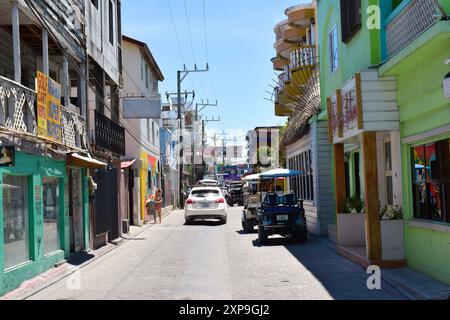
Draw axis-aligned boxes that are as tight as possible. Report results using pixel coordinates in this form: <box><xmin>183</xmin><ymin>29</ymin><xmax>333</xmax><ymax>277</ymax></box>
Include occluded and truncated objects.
<box><xmin>381</xmin><ymin>220</ymin><xmax>405</xmax><ymax>260</ymax></box>
<box><xmin>337</xmin><ymin>213</ymin><xmax>366</xmax><ymax>247</ymax></box>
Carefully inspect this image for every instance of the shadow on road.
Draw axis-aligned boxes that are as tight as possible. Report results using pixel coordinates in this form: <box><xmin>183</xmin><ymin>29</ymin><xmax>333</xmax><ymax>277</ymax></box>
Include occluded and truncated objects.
<box><xmin>185</xmin><ymin>220</ymin><xmax>225</xmax><ymax>227</ymax></box>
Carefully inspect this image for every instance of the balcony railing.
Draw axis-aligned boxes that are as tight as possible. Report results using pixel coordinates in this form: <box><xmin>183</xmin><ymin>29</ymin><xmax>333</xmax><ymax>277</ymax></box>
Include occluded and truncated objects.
<box><xmin>0</xmin><ymin>76</ymin><xmax>36</xmax><ymax>136</ymax></box>
<box><xmin>289</xmin><ymin>46</ymin><xmax>317</xmax><ymax>70</ymax></box>
<box><xmin>0</xmin><ymin>75</ymin><xmax>88</xmax><ymax>151</ymax></box>
<box><xmin>386</xmin><ymin>0</ymin><xmax>442</xmax><ymax>58</ymax></box>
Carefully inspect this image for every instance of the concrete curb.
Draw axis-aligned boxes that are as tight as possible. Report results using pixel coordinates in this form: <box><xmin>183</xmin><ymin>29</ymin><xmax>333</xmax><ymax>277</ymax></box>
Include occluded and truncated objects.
<box><xmin>2</xmin><ymin>209</ymin><xmax>177</xmax><ymax>300</ymax></box>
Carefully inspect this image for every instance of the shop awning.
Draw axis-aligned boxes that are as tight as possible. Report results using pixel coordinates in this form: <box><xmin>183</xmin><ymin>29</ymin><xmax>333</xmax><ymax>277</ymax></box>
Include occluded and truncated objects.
<box><xmin>68</xmin><ymin>153</ymin><xmax>108</xmax><ymax>169</ymax></box>
<box><xmin>121</xmin><ymin>159</ymin><xmax>136</xmax><ymax>169</ymax></box>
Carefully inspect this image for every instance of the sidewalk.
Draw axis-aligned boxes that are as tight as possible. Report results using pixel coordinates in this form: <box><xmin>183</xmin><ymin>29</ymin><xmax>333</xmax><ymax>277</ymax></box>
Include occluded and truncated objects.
<box><xmin>0</xmin><ymin>208</ymin><xmax>176</xmax><ymax>301</ymax></box>
<box><xmin>315</xmin><ymin>236</ymin><xmax>450</xmax><ymax>300</ymax></box>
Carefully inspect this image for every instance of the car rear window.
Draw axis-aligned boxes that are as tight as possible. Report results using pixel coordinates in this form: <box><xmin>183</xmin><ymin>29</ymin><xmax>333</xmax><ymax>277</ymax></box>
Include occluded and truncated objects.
<box><xmin>192</xmin><ymin>190</ymin><xmax>220</xmax><ymax>197</ymax></box>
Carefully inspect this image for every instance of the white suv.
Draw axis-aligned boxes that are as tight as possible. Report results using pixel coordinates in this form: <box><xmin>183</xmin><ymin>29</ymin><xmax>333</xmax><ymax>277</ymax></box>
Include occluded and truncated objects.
<box><xmin>185</xmin><ymin>187</ymin><xmax>227</xmax><ymax>224</ymax></box>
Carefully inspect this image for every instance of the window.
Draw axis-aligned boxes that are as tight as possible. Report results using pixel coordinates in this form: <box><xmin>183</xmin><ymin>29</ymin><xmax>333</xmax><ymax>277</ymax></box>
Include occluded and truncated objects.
<box><xmin>152</xmin><ymin>121</ymin><xmax>155</xmax><ymax>145</ymax></box>
<box><xmin>141</xmin><ymin>57</ymin><xmax>144</xmax><ymax>80</ymax></box>
<box><xmin>145</xmin><ymin>66</ymin><xmax>149</xmax><ymax>89</ymax></box>
<box><xmin>108</xmin><ymin>0</ymin><xmax>115</xmax><ymax>45</ymax></box>
<box><xmin>329</xmin><ymin>26</ymin><xmax>339</xmax><ymax>74</ymax></box>
<box><xmin>3</xmin><ymin>175</ymin><xmax>30</xmax><ymax>269</ymax></box>
<box><xmin>43</xmin><ymin>178</ymin><xmax>61</xmax><ymax>255</ymax></box>
<box><xmin>411</xmin><ymin>139</ymin><xmax>450</xmax><ymax>223</ymax></box>
<box><xmin>340</xmin><ymin>0</ymin><xmax>362</xmax><ymax>43</ymax></box>
<box><xmin>288</xmin><ymin>150</ymin><xmax>314</xmax><ymax>202</ymax></box>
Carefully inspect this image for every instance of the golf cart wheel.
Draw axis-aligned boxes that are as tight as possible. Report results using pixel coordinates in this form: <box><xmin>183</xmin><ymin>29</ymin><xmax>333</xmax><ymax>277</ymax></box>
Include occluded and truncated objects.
<box><xmin>296</xmin><ymin>227</ymin><xmax>308</xmax><ymax>243</ymax></box>
<box><xmin>243</xmin><ymin>220</ymin><xmax>253</xmax><ymax>233</ymax></box>
<box><xmin>258</xmin><ymin>226</ymin><xmax>268</xmax><ymax>245</ymax></box>
<box><xmin>222</xmin><ymin>217</ymin><xmax>227</xmax><ymax>225</ymax></box>
<box><xmin>185</xmin><ymin>218</ymin><xmax>192</xmax><ymax>225</ymax></box>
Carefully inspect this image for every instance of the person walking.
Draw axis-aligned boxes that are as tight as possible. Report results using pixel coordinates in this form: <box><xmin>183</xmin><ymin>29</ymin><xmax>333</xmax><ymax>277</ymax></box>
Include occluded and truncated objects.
<box><xmin>147</xmin><ymin>189</ymin><xmax>163</xmax><ymax>224</ymax></box>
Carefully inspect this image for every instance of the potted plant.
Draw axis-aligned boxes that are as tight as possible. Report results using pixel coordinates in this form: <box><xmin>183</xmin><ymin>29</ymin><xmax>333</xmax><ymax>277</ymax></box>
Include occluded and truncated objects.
<box><xmin>380</xmin><ymin>205</ymin><xmax>405</xmax><ymax>260</ymax></box>
<box><xmin>337</xmin><ymin>196</ymin><xmax>366</xmax><ymax>247</ymax></box>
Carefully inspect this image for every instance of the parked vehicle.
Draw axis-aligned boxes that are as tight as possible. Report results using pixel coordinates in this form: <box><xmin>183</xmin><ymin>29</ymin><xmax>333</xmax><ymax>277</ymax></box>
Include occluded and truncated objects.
<box><xmin>185</xmin><ymin>187</ymin><xmax>227</xmax><ymax>224</ymax></box>
<box><xmin>227</xmin><ymin>181</ymin><xmax>245</xmax><ymax>207</ymax></box>
<box><xmin>257</xmin><ymin>193</ymin><xmax>307</xmax><ymax>245</ymax></box>
<box><xmin>255</xmin><ymin>168</ymin><xmax>307</xmax><ymax>245</ymax></box>
<box><xmin>241</xmin><ymin>175</ymin><xmax>262</xmax><ymax>233</ymax></box>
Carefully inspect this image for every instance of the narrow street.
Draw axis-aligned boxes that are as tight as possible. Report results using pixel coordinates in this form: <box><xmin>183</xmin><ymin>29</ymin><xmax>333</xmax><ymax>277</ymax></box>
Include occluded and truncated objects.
<box><xmin>28</xmin><ymin>208</ymin><xmax>405</xmax><ymax>301</ymax></box>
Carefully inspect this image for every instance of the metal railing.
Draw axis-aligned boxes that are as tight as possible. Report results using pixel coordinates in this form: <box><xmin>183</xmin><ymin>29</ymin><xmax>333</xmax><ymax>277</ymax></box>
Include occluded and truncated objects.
<box><xmin>0</xmin><ymin>75</ymin><xmax>88</xmax><ymax>151</ymax></box>
<box><xmin>386</xmin><ymin>0</ymin><xmax>442</xmax><ymax>58</ymax></box>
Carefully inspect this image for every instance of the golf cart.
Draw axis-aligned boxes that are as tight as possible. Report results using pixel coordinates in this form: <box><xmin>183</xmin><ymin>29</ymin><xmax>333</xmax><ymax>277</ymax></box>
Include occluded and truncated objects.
<box><xmin>241</xmin><ymin>174</ymin><xmax>262</xmax><ymax>233</ymax></box>
<box><xmin>256</xmin><ymin>169</ymin><xmax>308</xmax><ymax>245</ymax></box>
<box><xmin>227</xmin><ymin>181</ymin><xmax>245</xmax><ymax>206</ymax></box>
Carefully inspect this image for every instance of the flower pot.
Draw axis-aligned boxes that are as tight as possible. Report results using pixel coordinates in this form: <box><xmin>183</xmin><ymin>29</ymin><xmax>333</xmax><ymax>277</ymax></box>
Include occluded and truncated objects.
<box><xmin>337</xmin><ymin>213</ymin><xmax>366</xmax><ymax>247</ymax></box>
<box><xmin>381</xmin><ymin>220</ymin><xmax>405</xmax><ymax>260</ymax></box>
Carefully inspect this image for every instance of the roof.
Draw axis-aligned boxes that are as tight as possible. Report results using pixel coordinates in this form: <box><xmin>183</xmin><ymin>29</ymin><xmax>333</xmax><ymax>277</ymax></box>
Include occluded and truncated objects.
<box><xmin>122</xmin><ymin>35</ymin><xmax>164</xmax><ymax>81</ymax></box>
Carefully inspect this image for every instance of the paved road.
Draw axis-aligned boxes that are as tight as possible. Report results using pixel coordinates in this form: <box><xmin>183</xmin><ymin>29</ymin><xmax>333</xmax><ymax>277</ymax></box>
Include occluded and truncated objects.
<box><xmin>29</xmin><ymin>207</ymin><xmax>405</xmax><ymax>300</ymax></box>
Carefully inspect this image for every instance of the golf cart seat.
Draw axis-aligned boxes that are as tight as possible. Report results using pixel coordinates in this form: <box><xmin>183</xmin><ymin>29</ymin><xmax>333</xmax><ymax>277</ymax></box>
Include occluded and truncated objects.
<box><xmin>263</xmin><ymin>193</ymin><xmax>278</xmax><ymax>207</ymax></box>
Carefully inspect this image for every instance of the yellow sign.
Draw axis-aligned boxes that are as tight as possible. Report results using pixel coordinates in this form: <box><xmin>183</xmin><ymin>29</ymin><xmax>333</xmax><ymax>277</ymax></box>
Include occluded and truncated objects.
<box><xmin>36</xmin><ymin>71</ymin><xmax>62</xmax><ymax>143</ymax></box>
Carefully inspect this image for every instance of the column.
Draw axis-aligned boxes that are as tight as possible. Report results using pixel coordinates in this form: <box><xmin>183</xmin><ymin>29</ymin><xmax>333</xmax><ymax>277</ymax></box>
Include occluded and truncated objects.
<box><xmin>42</xmin><ymin>30</ymin><xmax>49</xmax><ymax>75</ymax></box>
<box><xmin>362</xmin><ymin>132</ymin><xmax>382</xmax><ymax>261</ymax></box>
<box><xmin>12</xmin><ymin>0</ymin><xmax>21</xmax><ymax>83</ymax></box>
<box><xmin>63</xmin><ymin>55</ymin><xmax>69</xmax><ymax>107</ymax></box>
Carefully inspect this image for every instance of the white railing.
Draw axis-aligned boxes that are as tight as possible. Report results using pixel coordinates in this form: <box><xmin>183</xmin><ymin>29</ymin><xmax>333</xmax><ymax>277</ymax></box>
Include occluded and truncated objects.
<box><xmin>289</xmin><ymin>46</ymin><xmax>316</xmax><ymax>70</ymax></box>
<box><xmin>386</xmin><ymin>0</ymin><xmax>442</xmax><ymax>58</ymax></box>
<box><xmin>0</xmin><ymin>75</ymin><xmax>88</xmax><ymax>151</ymax></box>
<box><xmin>0</xmin><ymin>76</ymin><xmax>36</xmax><ymax>135</ymax></box>
<box><xmin>61</xmin><ymin>106</ymin><xmax>88</xmax><ymax>150</ymax></box>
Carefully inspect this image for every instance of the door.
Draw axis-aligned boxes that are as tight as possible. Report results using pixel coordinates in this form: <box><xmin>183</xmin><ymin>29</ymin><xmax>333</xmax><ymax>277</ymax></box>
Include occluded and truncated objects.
<box><xmin>94</xmin><ymin>167</ymin><xmax>119</xmax><ymax>240</ymax></box>
<box><xmin>70</xmin><ymin>169</ymin><xmax>84</xmax><ymax>253</ymax></box>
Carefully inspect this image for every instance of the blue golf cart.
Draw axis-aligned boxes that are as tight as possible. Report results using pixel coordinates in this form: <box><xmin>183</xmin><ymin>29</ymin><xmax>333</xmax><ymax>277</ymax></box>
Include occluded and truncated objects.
<box><xmin>256</xmin><ymin>169</ymin><xmax>308</xmax><ymax>245</ymax></box>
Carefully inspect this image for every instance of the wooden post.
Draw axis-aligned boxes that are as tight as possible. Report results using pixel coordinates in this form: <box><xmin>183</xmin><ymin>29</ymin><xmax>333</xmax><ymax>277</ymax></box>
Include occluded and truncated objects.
<box><xmin>362</xmin><ymin>132</ymin><xmax>382</xmax><ymax>261</ymax></box>
<box><xmin>355</xmin><ymin>73</ymin><xmax>364</xmax><ymax>130</ymax></box>
<box><xmin>327</xmin><ymin>97</ymin><xmax>333</xmax><ymax>144</ymax></box>
<box><xmin>42</xmin><ymin>30</ymin><xmax>49</xmax><ymax>75</ymax></box>
<box><xmin>333</xmin><ymin>144</ymin><xmax>346</xmax><ymax>214</ymax></box>
<box><xmin>336</xmin><ymin>90</ymin><xmax>343</xmax><ymax>138</ymax></box>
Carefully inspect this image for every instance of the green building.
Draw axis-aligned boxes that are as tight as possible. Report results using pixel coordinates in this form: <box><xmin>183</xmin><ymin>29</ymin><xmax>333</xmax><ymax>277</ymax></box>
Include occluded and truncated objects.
<box><xmin>379</xmin><ymin>0</ymin><xmax>450</xmax><ymax>284</ymax></box>
<box><xmin>0</xmin><ymin>1</ymin><xmax>95</xmax><ymax>296</ymax></box>
<box><xmin>317</xmin><ymin>0</ymin><xmax>450</xmax><ymax>282</ymax></box>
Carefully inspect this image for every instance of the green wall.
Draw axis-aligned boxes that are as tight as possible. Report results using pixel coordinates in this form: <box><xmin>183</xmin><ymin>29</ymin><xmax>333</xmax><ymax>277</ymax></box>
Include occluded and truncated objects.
<box><xmin>0</xmin><ymin>152</ymin><xmax>69</xmax><ymax>295</ymax></box>
<box><xmin>381</xmin><ymin>20</ymin><xmax>450</xmax><ymax>283</ymax></box>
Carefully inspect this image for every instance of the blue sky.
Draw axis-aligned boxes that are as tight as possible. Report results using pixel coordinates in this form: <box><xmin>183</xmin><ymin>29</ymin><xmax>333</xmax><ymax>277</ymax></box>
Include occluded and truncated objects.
<box><xmin>122</xmin><ymin>0</ymin><xmax>308</xmax><ymax>136</ymax></box>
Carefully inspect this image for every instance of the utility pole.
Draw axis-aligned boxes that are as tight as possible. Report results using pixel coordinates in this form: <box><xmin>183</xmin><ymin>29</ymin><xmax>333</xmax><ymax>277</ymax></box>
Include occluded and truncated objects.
<box><xmin>222</xmin><ymin>130</ymin><xmax>227</xmax><ymax>166</ymax></box>
<box><xmin>193</xmin><ymin>100</ymin><xmax>218</xmax><ymax>182</ymax></box>
<box><xmin>176</xmin><ymin>64</ymin><xmax>209</xmax><ymax>209</ymax></box>
<box><xmin>202</xmin><ymin>117</ymin><xmax>221</xmax><ymax>178</ymax></box>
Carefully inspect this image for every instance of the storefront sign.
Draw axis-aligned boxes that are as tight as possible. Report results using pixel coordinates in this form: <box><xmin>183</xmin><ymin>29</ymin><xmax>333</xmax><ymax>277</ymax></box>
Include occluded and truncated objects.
<box><xmin>36</xmin><ymin>72</ymin><xmax>62</xmax><ymax>143</ymax></box>
<box><xmin>0</xmin><ymin>146</ymin><xmax>15</xmax><ymax>167</ymax></box>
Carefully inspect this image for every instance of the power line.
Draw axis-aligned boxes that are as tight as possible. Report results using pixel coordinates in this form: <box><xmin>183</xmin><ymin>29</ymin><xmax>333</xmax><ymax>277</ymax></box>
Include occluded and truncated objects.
<box><xmin>183</xmin><ymin>0</ymin><xmax>197</xmax><ymax>64</ymax></box>
<box><xmin>202</xmin><ymin>0</ymin><xmax>209</xmax><ymax>62</ymax></box>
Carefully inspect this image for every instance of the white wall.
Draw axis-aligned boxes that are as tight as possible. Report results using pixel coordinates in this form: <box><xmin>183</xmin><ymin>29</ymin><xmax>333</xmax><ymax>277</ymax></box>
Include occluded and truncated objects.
<box><xmin>85</xmin><ymin>0</ymin><xmax>120</xmax><ymax>84</ymax></box>
<box><xmin>121</xmin><ymin>40</ymin><xmax>160</xmax><ymax>160</ymax></box>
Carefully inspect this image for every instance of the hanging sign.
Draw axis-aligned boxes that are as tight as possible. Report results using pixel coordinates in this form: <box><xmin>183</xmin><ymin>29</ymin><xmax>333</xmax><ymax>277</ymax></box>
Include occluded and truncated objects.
<box><xmin>36</xmin><ymin>71</ymin><xmax>62</xmax><ymax>143</ymax></box>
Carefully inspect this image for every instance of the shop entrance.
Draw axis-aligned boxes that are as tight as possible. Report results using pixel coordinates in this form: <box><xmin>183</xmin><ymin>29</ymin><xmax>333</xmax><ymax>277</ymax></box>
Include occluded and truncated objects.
<box><xmin>69</xmin><ymin>168</ymin><xmax>84</xmax><ymax>253</ymax></box>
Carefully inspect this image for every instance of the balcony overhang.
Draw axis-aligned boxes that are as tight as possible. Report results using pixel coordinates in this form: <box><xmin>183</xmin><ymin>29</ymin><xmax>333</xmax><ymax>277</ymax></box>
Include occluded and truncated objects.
<box><xmin>282</xmin><ymin>27</ymin><xmax>306</xmax><ymax>43</ymax></box>
<box><xmin>286</xmin><ymin>6</ymin><xmax>315</xmax><ymax>28</ymax></box>
<box><xmin>272</xmin><ymin>56</ymin><xmax>288</xmax><ymax>71</ymax></box>
<box><xmin>275</xmin><ymin>41</ymin><xmax>298</xmax><ymax>60</ymax></box>
<box><xmin>275</xmin><ymin>103</ymin><xmax>293</xmax><ymax>117</ymax></box>
<box><xmin>380</xmin><ymin>21</ymin><xmax>450</xmax><ymax>76</ymax></box>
